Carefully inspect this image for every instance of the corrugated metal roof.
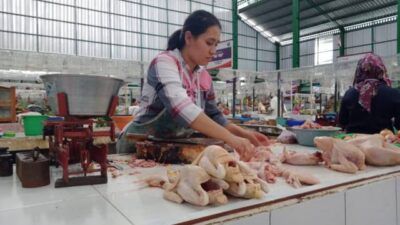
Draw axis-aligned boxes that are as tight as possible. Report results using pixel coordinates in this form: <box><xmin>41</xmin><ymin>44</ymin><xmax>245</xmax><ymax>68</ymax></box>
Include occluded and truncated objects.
<box><xmin>239</xmin><ymin>0</ymin><xmax>397</xmax><ymax>42</ymax></box>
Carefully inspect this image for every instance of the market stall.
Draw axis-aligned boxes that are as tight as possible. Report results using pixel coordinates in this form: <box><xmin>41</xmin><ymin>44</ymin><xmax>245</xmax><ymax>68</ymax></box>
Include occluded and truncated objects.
<box><xmin>0</xmin><ymin>144</ymin><xmax>399</xmax><ymax>225</ymax></box>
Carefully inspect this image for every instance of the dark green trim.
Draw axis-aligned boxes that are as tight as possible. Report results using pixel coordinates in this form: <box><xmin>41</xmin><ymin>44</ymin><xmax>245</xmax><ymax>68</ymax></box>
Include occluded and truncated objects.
<box><xmin>108</xmin><ymin>0</ymin><xmax>112</xmax><ymax>58</ymax></box>
<box><xmin>292</xmin><ymin>0</ymin><xmax>300</xmax><ymax>68</ymax></box>
<box><xmin>371</xmin><ymin>25</ymin><xmax>375</xmax><ymax>53</ymax></box>
<box><xmin>238</xmin><ymin>58</ymin><xmax>275</xmax><ymax>63</ymax></box>
<box><xmin>237</xmin><ymin>45</ymin><xmax>275</xmax><ymax>53</ymax></box>
<box><xmin>256</xmin><ymin>32</ymin><xmax>259</xmax><ymax>71</ymax></box>
<box><xmin>299</xmin><ymin>3</ymin><xmax>397</xmax><ymax>32</ymax></box>
<box><xmin>345</xmin><ymin>38</ymin><xmax>397</xmax><ymax>49</ymax></box>
<box><xmin>279</xmin><ymin>15</ymin><xmax>396</xmax><ymax>44</ymax></box>
<box><xmin>33</xmin><ymin>0</ymin><xmax>235</xmax><ymax>31</ymax></box>
<box><xmin>35</xmin><ymin>0</ymin><xmax>39</xmax><ymax>52</ymax></box>
<box><xmin>0</xmin><ymin>11</ymin><xmax>169</xmax><ymax>38</ymax></box>
<box><xmin>238</xmin><ymin>33</ymin><xmax>257</xmax><ymax>38</ymax></box>
<box><xmin>339</xmin><ymin>27</ymin><xmax>345</xmax><ymax>56</ymax></box>
<box><xmin>304</xmin><ymin>0</ymin><xmax>341</xmax><ymax>28</ymax></box>
<box><xmin>275</xmin><ymin>42</ymin><xmax>280</xmax><ymax>70</ymax></box>
<box><xmin>73</xmin><ymin>0</ymin><xmax>78</xmax><ymax>55</ymax></box>
<box><xmin>140</xmin><ymin>0</ymin><xmax>143</xmax><ymax>61</ymax></box>
<box><xmin>397</xmin><ymin>0</ymin><xmax>400</xmax><ymax>54</ymax></box>
<box><xmin>232</xmin><ymin>0</ymin><xmax>238</xmax><ymax>70</ymax></box>
<box><xmin>264</xmin><ymin>0</ymin><xmax>394</xmax><ymax>31</ymax></box>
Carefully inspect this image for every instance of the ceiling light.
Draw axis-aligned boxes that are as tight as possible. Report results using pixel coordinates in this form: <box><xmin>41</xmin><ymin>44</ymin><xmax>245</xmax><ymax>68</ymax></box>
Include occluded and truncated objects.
<box><xmin>239</xmin><ymin>13</ymin><xmax>248</xmax><ymax>20</ymax></box>
<box><xmin>254</xmin><ymin>26</ymin><xmax>263</xmax><ymax>32</ymax></box>
<box><xmin>247</xmin><ymin>19</ymin><xmax>256</xmax><ymax>26</ymax></box>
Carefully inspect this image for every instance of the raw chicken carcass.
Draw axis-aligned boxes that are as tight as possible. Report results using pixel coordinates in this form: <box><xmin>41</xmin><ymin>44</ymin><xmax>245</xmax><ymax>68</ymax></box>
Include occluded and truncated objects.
<box><xmin>248</xmin><ymin>162</ymin><xmax>278</xmax><ymax>183</ymax></box>
<box><xmin>193</xmin><ymin>145</ymin><xmax>244</xmax><ymax>184</ymax></box>
<box><xmin>314</xmin><ymin>137</ymin><xmax>366</xmax><ymax>173</ymax></box>
<box><xmin>146</xmin><ymin>165</ymin><xmax>228</xmax><ymax>206</ymax></box>
<box><xmin>192</xmin><ymin>145</ymin><xmax>235</xmax><ymax>179</ymax></box>
<box><xmin>346</xmin><ymin>134</ymin><xmax>400</xmax><ymax>166</ymax></box>
<box><xmin>281</xmin><ymin>147</ymin><xmax>322</xmax><ymax>165</ymax></box>
<box><xmin>249</xmin><ymin>146</ymin><xmax>274</xmax><ymax>162</ymax></box>
<box><xmin>247</xmin><ymin>160</ymin><xmax>319</xmax><ymax>188</ymax></box>
<box><xmin>278</xmin><ymin>166</ymin><xmax>320</xmax><ymax>188</ymax></box>
<box><xmin>225</xmin><ymin>161</ymin><xmax>269</xmax><ymax>199</ymax></box>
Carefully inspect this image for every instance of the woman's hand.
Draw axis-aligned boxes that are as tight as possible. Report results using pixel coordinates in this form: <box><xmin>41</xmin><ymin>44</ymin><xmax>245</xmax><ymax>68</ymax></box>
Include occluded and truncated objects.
<box><xmin>225</xmin><ymin>134</ymin><xmax>255</xmax><ymax>161</ymax></box>
<box><xmin>245</xmin><ymin>130</ymin><xmax>273</xmax><ymax>146</ymax></box>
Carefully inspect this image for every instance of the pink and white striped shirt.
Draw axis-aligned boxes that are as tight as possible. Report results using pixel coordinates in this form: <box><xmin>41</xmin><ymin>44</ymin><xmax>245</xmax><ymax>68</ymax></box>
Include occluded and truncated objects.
<box><xmin>134</xmin><ymin>49</ymin><xmax>227</xmax><ymax>128</ymax></box>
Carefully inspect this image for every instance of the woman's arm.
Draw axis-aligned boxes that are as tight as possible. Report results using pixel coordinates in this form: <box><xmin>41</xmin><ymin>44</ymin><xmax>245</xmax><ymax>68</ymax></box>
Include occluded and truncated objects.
<box><xmin>338</xmin><ymin>94</ymin><xmax>350</xmax><ymax>129</ymax></box>
<box><xmin>225</xmin><ymin>123</ymin><xmax>271</xmax><ymax>146</ymax></box>
<box><xmin>393</xmin><ymin>89</ymin><xmax>400</xmax><ymax>130</ymax></box>
<box><xmin>190</xmin><ymin>112</ymin><xmax>254</xmax><ymax>155</ymax></box>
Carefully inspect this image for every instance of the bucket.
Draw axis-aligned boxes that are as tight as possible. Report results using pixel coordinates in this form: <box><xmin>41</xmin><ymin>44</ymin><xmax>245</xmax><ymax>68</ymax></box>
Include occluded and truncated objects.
<box><xmin>22</xmin><ymin>115</ymin><xmax>48</xmax><ymax>136</ymax></box>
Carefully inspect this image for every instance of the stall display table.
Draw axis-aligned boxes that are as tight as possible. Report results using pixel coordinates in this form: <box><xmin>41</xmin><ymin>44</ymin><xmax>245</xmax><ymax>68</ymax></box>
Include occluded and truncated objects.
<box><xmin>0</xmin><ymin>144</ymin><xmax>399</xmax><ymax>225</ymax></box>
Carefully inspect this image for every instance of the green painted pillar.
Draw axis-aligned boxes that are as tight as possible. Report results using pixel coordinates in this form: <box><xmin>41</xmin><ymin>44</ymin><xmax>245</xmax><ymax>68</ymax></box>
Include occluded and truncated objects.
<box><xmin>339</xmin><ymin>27</ymin><xmax>345</xmax><ymax>57</ymax></box>
<box><xmin>398</xmin><ymin>0</ymin><xmax>400</xmax><ymax>54</ymax></box>
<box><xmin>292</xmin><ymin>0</ymin><xmax>300</xmax><ymax>68</ymax></box>
<box><xmin>336</xmin><ymin>27</ymin><xmax>345</xmax><ymax>113</ymax></box>
<box><xmin>276</xmin><ymin>42</ymin><xmax>281</xmax><ymax>117</ymax></box>
<box><xmin>371</xmin><ymin>25</ymin><xmax>375</xmax><ymax>53</ymax></box>
<box><xmin>232</xmin><ymin>0</ymin><xmax>238</xmax><ymax>70</ymax></box>
<box><xmin>232</xmin><ymin>0</ymin><xmax>239</xmax><ymax>117</ymax></box>
<box><xmin>275</xmin><ymin>42</ymin><xmax>280</xmax><ymax>70</ymax></box>
<box><xmin>255</xmin><ymin>32</ymin><xmax>258</xmax><ymax>71</ymax></box>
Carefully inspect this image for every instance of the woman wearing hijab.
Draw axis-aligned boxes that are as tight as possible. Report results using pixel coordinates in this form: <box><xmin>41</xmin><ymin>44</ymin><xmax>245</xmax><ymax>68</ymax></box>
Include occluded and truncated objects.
<box><xmin>339</xmin><ymin>53</ymin><xmax>400</xmax><ymax>134</ymax></box>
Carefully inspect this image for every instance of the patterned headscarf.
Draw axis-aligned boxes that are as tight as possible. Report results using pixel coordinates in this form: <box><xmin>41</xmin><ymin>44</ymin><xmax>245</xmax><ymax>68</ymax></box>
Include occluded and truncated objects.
<box><xmin>353</xmin><ymin>53</ymin><xmax>391</xmax><ymax>112</ymax></box>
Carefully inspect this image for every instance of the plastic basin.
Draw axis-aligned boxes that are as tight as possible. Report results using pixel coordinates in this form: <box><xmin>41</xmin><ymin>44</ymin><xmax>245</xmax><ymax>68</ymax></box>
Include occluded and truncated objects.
<box><xmin>286</xmin><ymin>119</ymin><xmax>305</xmax><ymax>127</ymax></box>
<box><xmin>22</xmin><ymin>115</ymin><xmax>48</xmax><ymax>136</ymax></box>
<box><xmin>288</xmin><ymin>127</ymin><xmax>342</xmax><ymax>146</ymax></box>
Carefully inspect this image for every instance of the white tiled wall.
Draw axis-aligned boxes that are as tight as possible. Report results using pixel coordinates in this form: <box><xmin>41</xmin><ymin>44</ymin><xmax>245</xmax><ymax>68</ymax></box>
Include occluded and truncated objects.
<box><xmin>223</xmin><ymin>211</ymin><xmax>270</xmax><ymax>225</ymax></box>
<box><xmin>397</xmin><ymin>177</ymin><xmax>400</xmax><ymax>225</ymax></box>
<box><xmin>270</xmin><ymin>192</ymin><xmax>345</xmax><ymax>225</ymax></box>
<box><xmin>217</xmin><ymin>177</ymin><xmax>400</xmax><ymax>225</ymax></box>
<box><xmin>346</xmin><ymin>178</ymin><xmax>397</xmax><ymax>225</ymax></box>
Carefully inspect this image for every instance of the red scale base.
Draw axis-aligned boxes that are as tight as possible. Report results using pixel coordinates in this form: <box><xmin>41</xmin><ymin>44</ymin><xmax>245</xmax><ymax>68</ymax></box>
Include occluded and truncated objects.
<box><xmin>44</xmin><ymin>92</ymin><xmax>118</xmax><ymax>188</ymax></box>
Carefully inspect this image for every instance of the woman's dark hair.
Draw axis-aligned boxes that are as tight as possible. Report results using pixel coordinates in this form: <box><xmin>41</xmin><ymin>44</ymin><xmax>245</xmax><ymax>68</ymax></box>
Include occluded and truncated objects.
<box><xmin>167</xmin><ymin>10</ymin><xmax>221</xmax><ymax>51</ymax></box>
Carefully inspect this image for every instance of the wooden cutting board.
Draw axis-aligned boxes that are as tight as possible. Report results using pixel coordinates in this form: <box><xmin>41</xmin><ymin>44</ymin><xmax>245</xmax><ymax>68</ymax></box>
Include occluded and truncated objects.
<box><xmin>135</xmin><ymin>137</ymin><xmax>224</xmax><ymax>164</ymax></box>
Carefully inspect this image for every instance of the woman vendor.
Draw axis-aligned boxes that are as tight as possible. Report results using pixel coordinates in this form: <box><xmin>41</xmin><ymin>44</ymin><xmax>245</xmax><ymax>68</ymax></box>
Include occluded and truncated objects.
<box><xmin>117</xmin><ymin>10</ymin><xmax>270</xmax><ymax>158</ymax></box>
<box><xmin>339</xmin><ymin>53</ymin><xmax>400</xmax><ymax>134</ymax></box>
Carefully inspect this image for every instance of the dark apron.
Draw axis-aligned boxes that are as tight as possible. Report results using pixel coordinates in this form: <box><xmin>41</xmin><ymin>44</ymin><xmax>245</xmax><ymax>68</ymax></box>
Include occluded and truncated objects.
<box><xmin>116</xmin><ymin>109</ymin><xmax>194</xmax><ymax>153</ymax></box>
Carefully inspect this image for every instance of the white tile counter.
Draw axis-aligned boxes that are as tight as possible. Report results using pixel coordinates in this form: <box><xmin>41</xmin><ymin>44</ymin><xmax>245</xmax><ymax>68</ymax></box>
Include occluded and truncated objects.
<box><xmin>1</xmin><ymin>144</ymin><xmax>400</xmax><ymax>225</ymax></box>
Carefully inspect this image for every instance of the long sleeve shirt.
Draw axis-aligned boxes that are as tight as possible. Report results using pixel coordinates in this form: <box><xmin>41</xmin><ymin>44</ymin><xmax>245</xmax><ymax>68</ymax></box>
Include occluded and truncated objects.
<box><xmin>339</xmin><ymin>85</ymin><xmax>400</xmax><ymax>134</ymax></box>
<box><xmin>134</xmin><ymin>49</ymin><xmax>228</xmax><ymax>128</ymax></box>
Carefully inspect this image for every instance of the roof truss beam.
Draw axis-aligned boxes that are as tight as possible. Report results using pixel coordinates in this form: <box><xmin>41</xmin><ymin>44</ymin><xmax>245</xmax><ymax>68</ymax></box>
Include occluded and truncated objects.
<box><xmin>297</xmin><ymin>2</ymin><xmax>397</xmax><ymax>31</ymax></box>
<box><xmin>263</xmin><ymin>0</ymin><xmax>389</xmax><ymax>31</ymax></box>
<box><xmin>304</xmin><ymin>0</ymin><xmax>342</xmax><ymax>28</ymax></box>
<box><xmin>278</xmin><ymin>13</ymin><xmax>397</xmax><ymax>42</ymax></box>
<box><xmin>258</xmin><ymin>0</ymin><xmax>374</xmax><ymax>29</ymax></box>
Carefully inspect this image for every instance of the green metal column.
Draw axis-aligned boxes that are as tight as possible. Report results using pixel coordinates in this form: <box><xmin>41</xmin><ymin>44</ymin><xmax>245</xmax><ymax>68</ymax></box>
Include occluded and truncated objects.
<box><xmin>398</xmin><ymin>0</ymin><xmax>400</xmax><ymax>53</ymax></box>
<box><xmin>232</xmin><ymin>0</ymin><xmax>238</xmax><ymax>70</ymax></box>
<box><xmin>339</xmin><ymin>27</ymin><xmax>346</xmax><ymax>56</ymax></box>
<box><xmin>276</xmin><ymin>42</ymin><xmax>281</xmax><ymax>117</ymax></box>
<box><xmin>255</xmin><ymin>32</ymin><xmax>258</xmax><ymax>71</ymax></box>
<box><xmin>232</xmin><ymin>0</ymin><xmax>239</xmax><ymax>117</ymax></box>
<box><xmin>371</xmin><ymin>25</ymin><xmax>375</xmax><ymax>53</ymax></box>
<box><xmin>292</xmin><ymin>0</ymin><xmax>300</xmax><ymax>68</ymax></box>
<box><xmin>339</xmin><ymin>27</ymin><xmax>345</xmax><ymax>57</ymax></box>
<box><xmin>275</xmin><ymin>42</ymin><xmax>280</xmax><ymax>70</ymax></box>
<box><xmin>336</xmin><ymin>27</ymin><xmax>345</xmax><ymax>113</ymax></box>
